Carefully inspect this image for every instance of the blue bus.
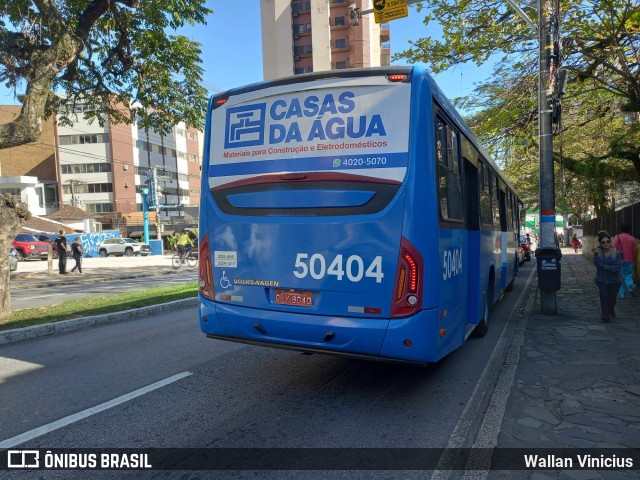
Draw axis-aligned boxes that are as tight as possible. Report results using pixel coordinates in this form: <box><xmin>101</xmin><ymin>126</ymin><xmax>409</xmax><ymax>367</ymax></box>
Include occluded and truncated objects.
<box><xmin>198</xmin><ymin>66</ymin><xmax>521</xmax><ymax>364</ymax></box>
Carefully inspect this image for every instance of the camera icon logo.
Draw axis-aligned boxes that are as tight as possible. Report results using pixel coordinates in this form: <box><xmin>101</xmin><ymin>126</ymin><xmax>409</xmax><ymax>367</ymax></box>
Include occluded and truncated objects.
<box><xmin>7</xmin><ymin>450</ymin><xmax>40</xmax><ymax>468</ymax></box>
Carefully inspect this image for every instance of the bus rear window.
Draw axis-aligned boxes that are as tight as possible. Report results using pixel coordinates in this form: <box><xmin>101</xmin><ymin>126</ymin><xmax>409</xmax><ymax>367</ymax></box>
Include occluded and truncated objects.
<box><xmin>211</xmin><ymin>172</ymin><xmax>401</xmax><ymax>216</ymax></box>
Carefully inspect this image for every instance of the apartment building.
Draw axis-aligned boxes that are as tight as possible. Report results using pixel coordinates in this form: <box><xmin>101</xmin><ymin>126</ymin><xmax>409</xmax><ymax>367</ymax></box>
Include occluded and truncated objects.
<box><xmin>1</xmin><ymin>101</ymin><xmax>203</xmax><ymax>234</ymax></box>
<box><xmin>55</xmin><ymin>103</ymin><xmax>202</xmax><ymax>225</ymax></box>
<box><xmin>261</xmin><ymin>0</ymin><xmax>390</xmax><ymax>80</ymax></box>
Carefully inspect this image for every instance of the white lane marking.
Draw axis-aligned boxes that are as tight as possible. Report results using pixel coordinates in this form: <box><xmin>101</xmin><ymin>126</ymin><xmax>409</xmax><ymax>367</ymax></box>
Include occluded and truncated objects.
<box><xmin>430</xmin><ymin>265</ymin><xmax>536</xmax><ymax>480</ymax></box>
<box><xmin>0</xmin><ymin>371</ymin><xmax>193</xmax><ymax>449</ymax></box>
<box><xmin>461</xmin><ymin>289</ymin><xmax>535</xmax><ymax>479</ymax></box>
<box><xmin>13</xmin><ymin>293</ymin><xmax>61</xmax><ymax>299</ymax></box>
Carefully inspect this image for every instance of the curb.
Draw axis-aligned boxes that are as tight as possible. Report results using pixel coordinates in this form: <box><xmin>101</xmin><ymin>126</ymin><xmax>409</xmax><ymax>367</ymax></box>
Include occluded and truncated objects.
<box><xmin>9</xmin><ymin>270</ymin><xmax>184</xmax><ymax>290</ymax></box>
<box><xmin>0</xmin><ymin>297</ymin><xmax>199</xmax><ymax>346</ymax></box>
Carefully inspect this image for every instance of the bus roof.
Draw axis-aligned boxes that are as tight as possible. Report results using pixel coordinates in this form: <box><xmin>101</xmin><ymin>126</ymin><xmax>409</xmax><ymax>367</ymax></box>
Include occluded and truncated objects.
<box><xmin>210</xmin><ymin>65</ymin><xmax>519</xmax><ymax>198</ymax></box>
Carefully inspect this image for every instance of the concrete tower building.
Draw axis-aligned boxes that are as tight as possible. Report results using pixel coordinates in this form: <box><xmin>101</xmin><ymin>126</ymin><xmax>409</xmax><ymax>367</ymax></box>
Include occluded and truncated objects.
<box><xmin>261</xmin><ymin>0</ymin><xmax>390</xmax><ymax>80</ymax></box>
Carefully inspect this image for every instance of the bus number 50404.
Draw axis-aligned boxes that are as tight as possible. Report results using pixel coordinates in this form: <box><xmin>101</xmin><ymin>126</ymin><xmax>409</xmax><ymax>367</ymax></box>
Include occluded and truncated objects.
<box><xmin>443</xmin><ymin>248</ymin><xmax>462</xmax><ymax>280</ymax></box>
<box><xmin>293</xmin><ymin>253</ymin><xmax>384</xmax><ymax>283</ymax></box>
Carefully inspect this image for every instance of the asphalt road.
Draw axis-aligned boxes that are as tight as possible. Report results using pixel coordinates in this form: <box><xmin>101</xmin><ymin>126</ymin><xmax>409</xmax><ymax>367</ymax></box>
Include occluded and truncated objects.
<box><xmin>0</xmin><ymin>261</ymin><xmax>535</xmax><ymax>479</ymax></box>
<box><xmin>10</xmin><ymin>271</ymin><xmax>197</xmax><ymax>310</ymax></box>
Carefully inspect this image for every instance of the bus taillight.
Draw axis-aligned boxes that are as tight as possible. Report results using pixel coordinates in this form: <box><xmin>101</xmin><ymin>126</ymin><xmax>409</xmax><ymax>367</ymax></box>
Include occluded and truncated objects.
<box><xmin>391</xmin><ymin>237</ymin><xmax>423</xmax><ymax>317</ymax></box>
<box><xmin>199</xmin><ymin>233</ymin><xmax>215</xmax><ymax>300</ymax></box>
<box><xmin>386</xmin><ymin>74</ymin><xmax>408</xmax><ymax>82</ymax></box>
<box><xmin>213</xmin><ymin>97</ymin><xmax>228</xmax><ymax>108</ymax></box>
<box><xmin>404</xmin><ymin>253</ymin><xmax>418</xmax><ymax>292</ymax></box>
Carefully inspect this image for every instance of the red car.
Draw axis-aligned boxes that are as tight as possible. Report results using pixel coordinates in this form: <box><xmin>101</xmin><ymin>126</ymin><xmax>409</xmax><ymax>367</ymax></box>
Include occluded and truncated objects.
<box><xmin>12</xmin><ymin>233</ymin><xmax>50</xmax><ymax>261</ymax></box>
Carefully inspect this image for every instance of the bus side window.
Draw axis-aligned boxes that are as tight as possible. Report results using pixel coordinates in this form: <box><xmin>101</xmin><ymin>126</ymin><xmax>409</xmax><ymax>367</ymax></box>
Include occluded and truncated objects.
<box><xmin>479</xmin><ymin>161</ymin><xmax>493</xmax><ymax>226</ymax></box>
<box><xmin>492</xmin><ymin>175</ymin><xmax>501</xmax><ymax>229</ymax></box>
<box><xmin>498</xmin><ymin>183</ymin><xmax>507</xmax><ymax>231</ymax></box>
<box><xmin>436</xmin><ymin>116</ymin><xmax>463</xmax><ymax>223</ymax></box>
<box><xmin>507</xmin><ymin>191</ymin><xmax>516</xmax><ymax>233</ymax></box>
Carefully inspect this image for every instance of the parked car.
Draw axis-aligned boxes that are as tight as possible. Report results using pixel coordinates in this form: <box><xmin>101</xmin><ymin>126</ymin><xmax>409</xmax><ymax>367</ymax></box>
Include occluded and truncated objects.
<box><xmin>12</xmin><ymin>233</ymin><xmax>50</xmax><ymax>261</ymax></box>
<box><xmin>98</xmin><ymin>238</ymin><xmax>151</xmax><ymax>257</ymax></box>
<box><xmin>9</xmin><ymin>247</ymin><xmax>18</xmax><ymax>272</ymax></box>
<box><xmin>36</xmin><ymin>232</ymin><xmax>70</xmax><ymax>257</ymax></box>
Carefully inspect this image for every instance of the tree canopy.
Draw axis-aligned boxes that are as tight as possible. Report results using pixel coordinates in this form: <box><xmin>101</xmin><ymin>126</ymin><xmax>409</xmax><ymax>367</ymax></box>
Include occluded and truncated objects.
<box><xmin>396</xmin><ymin>0</ymin><xmax>640</xmax><ymax>216</ymax></box>
<box><xmin>0</xmin><ymin>0</ymin><xmax>211</xmax><ymax>320</ymax></box>
<box><xmin>399</xmin><ymin>0</ymin><xmax>639</xmax><ymax>111</ymax></box>
<box><xmin>0</xmin><ymin>0</ymin><xmax>212</xmax><ymax>149</ymax></box>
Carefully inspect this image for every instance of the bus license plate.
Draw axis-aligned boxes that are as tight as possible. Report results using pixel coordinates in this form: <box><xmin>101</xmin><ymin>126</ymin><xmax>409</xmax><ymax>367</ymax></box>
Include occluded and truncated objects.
<box><xmin>274</xmin><ymin>290</ymin><xmax>313</xmax><ymax>307</ymax></box>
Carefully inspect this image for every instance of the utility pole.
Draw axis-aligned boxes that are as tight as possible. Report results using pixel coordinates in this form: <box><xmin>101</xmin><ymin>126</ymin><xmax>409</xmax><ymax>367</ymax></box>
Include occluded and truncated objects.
<box><xmin>537</xmin><ymin>0</ymin><xmax>561</xmax><ymax>314</ymax></box>
<box><xmin>505</xmin><ymin>0</ymin><xmax>563</xmax><ymax>314</ymax></box>
<box><xmin>67</xmin><ymin>179</ymin><xmax>86</xmax><ymax>207</ymax></box>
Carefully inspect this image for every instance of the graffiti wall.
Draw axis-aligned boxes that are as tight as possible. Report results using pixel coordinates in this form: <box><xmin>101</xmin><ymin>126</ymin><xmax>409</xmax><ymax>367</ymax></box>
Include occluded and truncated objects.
<box><xmin>68</xmin><ymin>230</ymin><xmax>121</xmax><ymax>257</ymax></box>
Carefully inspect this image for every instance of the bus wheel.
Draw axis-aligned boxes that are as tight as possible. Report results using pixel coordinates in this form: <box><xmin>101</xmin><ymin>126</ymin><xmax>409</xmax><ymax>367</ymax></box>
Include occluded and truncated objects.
<box><xmin>473</xmin><ymin>300</ymin><xmax>489</xmax><ymax>337</ymax></box>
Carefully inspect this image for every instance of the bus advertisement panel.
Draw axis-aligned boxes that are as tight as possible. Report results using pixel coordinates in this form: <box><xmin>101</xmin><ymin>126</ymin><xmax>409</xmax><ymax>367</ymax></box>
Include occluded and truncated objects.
<box><xmin>208</xmin><ymin>79</ymin><xmax>411</xmax><ymax>189</ymax></box>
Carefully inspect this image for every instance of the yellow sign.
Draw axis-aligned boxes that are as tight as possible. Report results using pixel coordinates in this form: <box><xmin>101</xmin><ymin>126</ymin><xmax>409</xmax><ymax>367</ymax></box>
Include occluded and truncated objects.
<box><xmin>373</xmin><ymin>0</ymin><xmax>408</xmax><ymax>24</ymax></box>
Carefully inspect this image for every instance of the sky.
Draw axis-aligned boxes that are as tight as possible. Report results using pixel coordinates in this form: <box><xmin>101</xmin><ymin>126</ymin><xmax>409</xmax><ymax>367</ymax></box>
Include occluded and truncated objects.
<box><xmin>195</xmin><ymin>0</ymin><xmax>495</xmax><ymax>100</ymax></box>
<box><xmin>0</xmin><ymin>0</ymin><xmax>496</xmax><ymax>105</ymax></box>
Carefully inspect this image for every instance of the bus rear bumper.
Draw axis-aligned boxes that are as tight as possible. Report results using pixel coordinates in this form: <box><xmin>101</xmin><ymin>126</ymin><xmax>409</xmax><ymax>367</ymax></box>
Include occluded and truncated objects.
<box><xmin>199</xmin><ymin>298</ymin><xmax>441</xmax><ymax>363</ymax></box>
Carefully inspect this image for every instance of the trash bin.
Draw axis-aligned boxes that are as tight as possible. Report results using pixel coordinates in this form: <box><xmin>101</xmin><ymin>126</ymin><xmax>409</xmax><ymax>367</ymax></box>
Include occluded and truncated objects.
<box><xmin>149</xmin><ymin>239</ymin><xmax>163</xmax><ymax>256</ymax></box>
<box><xmin>536</xmin><ymin>247</ymin><xmax>562</xmax><ymax>292</ymax></box>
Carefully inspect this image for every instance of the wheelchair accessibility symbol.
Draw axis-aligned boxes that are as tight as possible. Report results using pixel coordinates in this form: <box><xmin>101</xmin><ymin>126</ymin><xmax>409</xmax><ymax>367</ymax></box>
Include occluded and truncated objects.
<box><xmin>220</xmin><ymin>271</ymin><xmax>231</xmax><ymax>289</ymax></box>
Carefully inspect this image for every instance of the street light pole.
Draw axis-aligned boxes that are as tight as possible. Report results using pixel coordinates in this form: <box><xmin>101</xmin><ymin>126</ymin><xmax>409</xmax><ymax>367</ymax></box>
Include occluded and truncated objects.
<box><xmin>141</xmin><ymin>187</ymin><xmax>150</xmax><ymax>245</ymax></box>
<box><xmin>153</xmin><ymin>166</ymin><xmax>162</xmax><ymax>241</ymax></box>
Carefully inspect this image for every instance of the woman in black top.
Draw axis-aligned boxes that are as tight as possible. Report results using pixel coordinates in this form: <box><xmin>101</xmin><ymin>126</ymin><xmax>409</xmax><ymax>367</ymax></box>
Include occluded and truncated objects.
<box><xmin>70</xmin><ymin>237</ymin><xmax>84</xmax><ymax>274</ymax></box>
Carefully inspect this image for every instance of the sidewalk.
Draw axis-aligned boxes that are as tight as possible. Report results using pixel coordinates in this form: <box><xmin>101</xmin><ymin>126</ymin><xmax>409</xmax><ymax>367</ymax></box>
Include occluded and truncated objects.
<box><xmin>497</xmin><ymin>249</ymin><xmax>640</xmax><ymax>458</ymax></box>
<box><xmin>9</xmin><ymin>254</ymin><xmax>185</xmax><ymax>290</ymax></box>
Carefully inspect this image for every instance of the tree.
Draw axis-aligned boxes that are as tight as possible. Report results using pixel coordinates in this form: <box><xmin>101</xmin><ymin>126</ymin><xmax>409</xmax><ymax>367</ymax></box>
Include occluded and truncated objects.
<box><xmin>398</xmin><ymin>0</ymin><xmax>639</xmax><ymax>115</ymax></box>
<box><xmin>0</xmin><ymin>0</ymin><xmax>211</xmax><ymax>320</ymax></box>
<box><xmin>462</xmin><ymin>72</ymin><xmax>638</xmax><ymax>218</ymax></box>
<box><xmin>396</xmin><ymin>0</ymin><xmax>640</xmax><ymax>214</ymax></box>
<box><xmin>0</xmin><ymin>195</ymin><xmax>30</xmax><ymax>319</ymax></box>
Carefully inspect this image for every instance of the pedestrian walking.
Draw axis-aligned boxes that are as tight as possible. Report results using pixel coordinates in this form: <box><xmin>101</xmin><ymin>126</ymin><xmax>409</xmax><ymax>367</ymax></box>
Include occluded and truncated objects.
<box><xmin>54</xmin><ymin>229</ymin><xmax>68</xmax><ymax>274</ymax></box>
<box><xmin>593</xmin><ymin>232</ymin><xmax>623</xmax><ymax>323</ymax></box>
<box><xmin>70</xmin><ymin>236</ymin><xmax>84</xmax><ymax>274</ymax></box>
<box><xmin>572</xmin><ymin>234</ymin><xmax>581</xmax><ymax>253</ymax></box>
<box><xmin>612</xmin><ymin>223</ymin><xmax>638</xmax><ymax>298</ymax></box>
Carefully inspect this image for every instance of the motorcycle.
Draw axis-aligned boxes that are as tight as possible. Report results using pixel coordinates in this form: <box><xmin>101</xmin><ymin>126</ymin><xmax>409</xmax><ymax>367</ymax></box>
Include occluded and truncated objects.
<box><xmin>519</xmin><ymin>236</ymin><xmax>532</xmax><ymax>264</ymax></box>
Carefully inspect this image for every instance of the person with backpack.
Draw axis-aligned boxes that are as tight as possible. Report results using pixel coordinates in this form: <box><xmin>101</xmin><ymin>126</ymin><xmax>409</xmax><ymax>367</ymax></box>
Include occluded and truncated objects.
<box><xmin>613</xmin><ymin>223</ymin><xmax>638</xmax><ymax>298</ymax></box>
